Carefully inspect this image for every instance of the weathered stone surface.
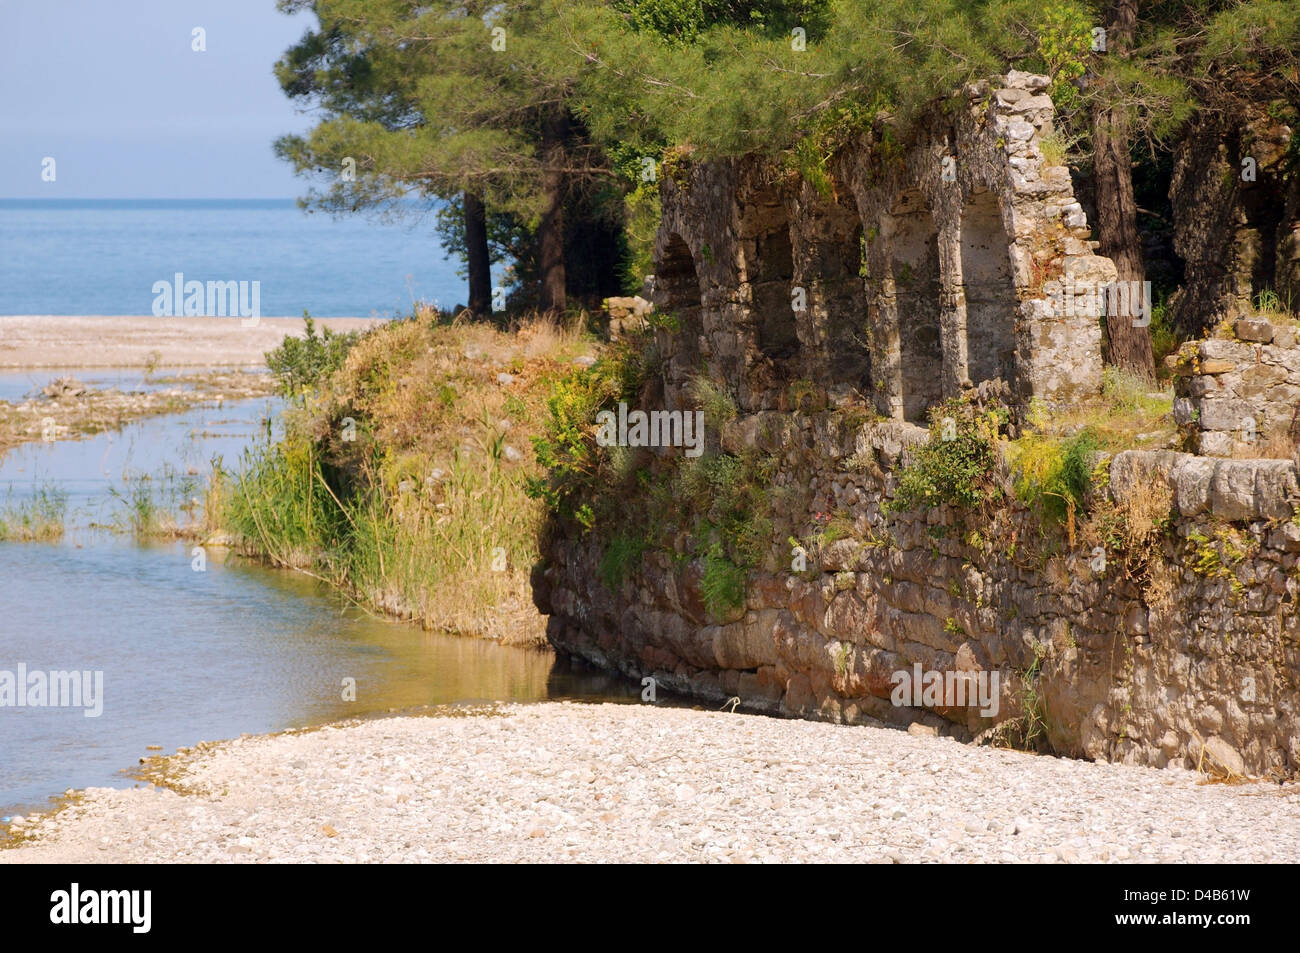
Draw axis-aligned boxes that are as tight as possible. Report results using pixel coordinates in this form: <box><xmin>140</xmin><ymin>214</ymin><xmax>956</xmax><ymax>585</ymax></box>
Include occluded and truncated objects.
<box><xmin>653</xmin><ymin>71</ymin><xmax>1105</xmax><ymax>419</ymax></box>
<box><xmin>1234</xmin><ymin>317</ymin><xmax>1274</xmax><ymax>343</ymax></box>
<box><xmin>1198</xmin><ymin>360</ymin><xmax>1236</xmax><ymax>375</ymax></box>
<box><xmin>538</xmin><ymin>73</ymin><xmax>1300</xmax><ymax>780</ymax></box>
<box><xmin>542</xmin><ymin>417</ymin><xmax>1300</xmax><ymax>777</ymax></box>
<box><xmin>1190</xmin><ymin>736</ymin><xmax>1246</xmax><ymax>778</ymax></box>
<box><xmin>1174</xmin><ymin>331</ymin><xmax>1300</xmax><ymax>456</ymax></box>
<box><xmin>1168</xmin><ymin>106</ymin><xmax>1299</xmax><ymax>338</ymax></box>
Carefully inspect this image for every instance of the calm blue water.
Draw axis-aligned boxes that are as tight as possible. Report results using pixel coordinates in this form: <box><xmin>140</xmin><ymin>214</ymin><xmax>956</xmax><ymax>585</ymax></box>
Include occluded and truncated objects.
<box><xmin>0</xmin><ymin>199</ymin><xmax>481</xmax><ymax>317</ymax></box>
<box><xmin>0</xmin><ymin>396</ymin><xmax>642</xmax><ymax>815</ymax></box>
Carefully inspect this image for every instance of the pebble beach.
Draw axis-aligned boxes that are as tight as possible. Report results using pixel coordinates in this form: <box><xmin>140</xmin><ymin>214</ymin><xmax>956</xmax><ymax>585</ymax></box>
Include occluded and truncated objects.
<box><xmin>4</xmin><ymin>702</ymin><xmax>1298</xmax><ymax>864</ymax></box>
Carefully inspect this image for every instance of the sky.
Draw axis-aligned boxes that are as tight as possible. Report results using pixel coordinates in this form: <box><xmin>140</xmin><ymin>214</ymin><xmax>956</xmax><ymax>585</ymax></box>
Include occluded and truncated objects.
<box><xmin>0</xmin><ymin>0</ymin><xmax>322</xmax><ymax>198</ymax></box>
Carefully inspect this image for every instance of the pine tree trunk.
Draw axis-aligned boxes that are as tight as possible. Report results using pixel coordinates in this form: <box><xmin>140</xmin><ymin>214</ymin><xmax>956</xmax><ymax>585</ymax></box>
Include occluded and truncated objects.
<box><xmin>538</xmin><ymin>112</ymin><xmax>568</xmax><ymax>314</ymax></box>
<box><xmin>1092</xmin><ymin>0</ymin><xmax>1155</xmax><ymax>380</ymax></box>
<box><xmin>464</xmin><ymin>191</ymin><xmax>491</xmax><ymax>316</ymax></box>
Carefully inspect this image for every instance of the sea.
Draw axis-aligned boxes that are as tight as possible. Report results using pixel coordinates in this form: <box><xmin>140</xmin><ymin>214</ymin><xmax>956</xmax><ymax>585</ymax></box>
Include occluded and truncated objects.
<box><xmin>0</xmin><ymin>198</ymin><xmax>475</xmax><ymax>317</ymax></box>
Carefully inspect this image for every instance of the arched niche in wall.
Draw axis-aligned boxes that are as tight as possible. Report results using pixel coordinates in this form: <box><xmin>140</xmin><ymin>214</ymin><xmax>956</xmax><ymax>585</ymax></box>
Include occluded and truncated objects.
<box><xmin>959</xmin><ymin>188</ymin><xmax>1018</xmax><ymax>390</ymax></box>
<box><xmin>655</xmin><ymin>231</ymin><xmax>705</xmax><ymax>404</ymax></box>
<box><xmin>885</xmin><ymin>189</ymin><xmax>943</xmax><ymax>423</ymax></box>
<box><xmin>743</xmin><ymin>190</ymin><xmax>800</xmax><ymax>369</ymax></box>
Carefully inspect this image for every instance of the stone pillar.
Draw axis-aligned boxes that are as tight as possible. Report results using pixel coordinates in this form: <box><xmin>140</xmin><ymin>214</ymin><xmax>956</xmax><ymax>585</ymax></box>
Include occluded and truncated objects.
<box><xmin>937</xmin><ymin>220</ymin><xmax>971</xmax><ymax>397</ymax></box>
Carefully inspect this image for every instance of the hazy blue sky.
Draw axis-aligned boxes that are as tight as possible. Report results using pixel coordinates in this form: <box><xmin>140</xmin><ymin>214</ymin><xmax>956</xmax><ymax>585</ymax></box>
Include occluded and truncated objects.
<box><xmin>1</xmin><ymin>1</ymin><xmax>322</xmax><ymax>198</ymax></box>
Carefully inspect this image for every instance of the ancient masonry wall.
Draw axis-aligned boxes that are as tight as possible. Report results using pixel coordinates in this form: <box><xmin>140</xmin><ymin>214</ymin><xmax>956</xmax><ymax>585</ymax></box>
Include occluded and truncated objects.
<box><xmin>1172</xmin><ymin>316</ymin><xmax>1300</xmax><ymax>457</ymax></box>
<box><xmin>536</xmin><ymin>418</ymin><xmax>1300</xmax><ymax>777</ymax></box>
<box><xmin>536</xmin><ymin>73</ymin><xmax>1300</xmax><ymax>777</ymax></box>
<box><xmin>1168</xmin><ymin>102</ymin><xmax>1300</xmax><ymax>336</ymax></box>
<box><xmin>653</xmin><ymin>70</ymin><xmax>1111</xmax><ymax>422</ymax></box>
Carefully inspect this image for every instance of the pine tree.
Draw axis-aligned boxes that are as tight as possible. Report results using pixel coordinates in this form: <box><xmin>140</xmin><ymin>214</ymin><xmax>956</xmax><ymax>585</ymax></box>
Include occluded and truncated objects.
<box><xmin>274</xmin><ymin>0</ymin><xmax>618</xmax><ymax>315</ymax></box>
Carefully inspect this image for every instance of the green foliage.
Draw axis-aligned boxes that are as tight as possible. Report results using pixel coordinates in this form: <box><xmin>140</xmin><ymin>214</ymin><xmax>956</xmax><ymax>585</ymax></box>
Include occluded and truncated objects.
<box><xmin>1101</xmin><ymin>365</ymin><xmax>1168</xmax><ymax>417</ymax></box>
<box><xmin>889</xmin><ymin>398</ymin><xmax>1004</xmax><ymax>512</ymax></box>
<box><xmin>1148</xmin><ymin>297</ymin><xmax>1182</xmax><ymax>370</ymax></box>
<box><xmin>525</xmin><ymin>337</ymin><xmax>650</xmax><ymax>524</ymax></box>
<box><xmin>620</xmin><ymin>177</ymin><xmax>662</xmax><ymax>292</ymax></box>
<box><xmin>107</xmin><ymin>466</ymin><xmax>202</xmax><ymax>539</ymax></box>
<box><xmin>526</xmin><ymin>366</ymin><xmax>618</xmax><ymax>518</ymax></box>
<box><xmin>570</xmin><ymin>0</ymin><xmax>1089</xmax><ymax>161</ymax></box>
<box><xmin>673</xmin><ymin>452</ymin><xmax>774</xmax><ymax>567</ymax></box>
<box><xmin>1187</xmin><ymin>527</ymin><xmax>1251</xmax><ymax>595</ymax></box>
<box><xmin>599</xmin><ymin>533</ymin><xmax>648</xmax><ymax>589</ymax></box>
<box><xmin>701</xmin><ymin>548</ymin><xmax>747</xmax><ymax>618</ymax></box>
<box><xmin>1018</xmin><ymin>645</ymin><xmax>1048</xmax><ymax>748</ymax></box>
<box><xmin>1195</xmin><ymin>0</ymin><xmax>1300</xmax><ymax>72</ymax></box>
<box><xmin>0</xmin><ymin>484</ymin><xmax>67</xmax><ymax>542</ymax></box>
<box><xmin>266</xmin><ymin>315</ymin><xmax>363</xmax><ymax>396</ymax></box>
<box><xmin>223</xmin><ymin>427</ymin><xmax>342</xmax><ymax>566</ymax></box>
<box><xmin>1009</xmin><ymin>427</ymin><xmax>1099</xmax><ymax>526</ymax></box>
<box><xmin>1024</xmin><ymin>0</ymin><xmax>1091</xmax><ymax>115</ymax></box>
<box><xmin>614</xmin><ymin>0</ymin><xmax>831</xmax><ymax>43</ymax></box>
<box><xmin>689</xmin><ymin>374</ymin><xmax>737</xmax><ymax>429</ymax></box>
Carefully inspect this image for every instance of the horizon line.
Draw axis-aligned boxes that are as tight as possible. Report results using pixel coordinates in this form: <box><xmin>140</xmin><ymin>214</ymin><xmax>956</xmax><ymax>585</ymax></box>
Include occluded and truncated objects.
<box><xmin>0</xmin><ymin>196</ymin><xmax>303</xmax><ymax>201</ymax></box>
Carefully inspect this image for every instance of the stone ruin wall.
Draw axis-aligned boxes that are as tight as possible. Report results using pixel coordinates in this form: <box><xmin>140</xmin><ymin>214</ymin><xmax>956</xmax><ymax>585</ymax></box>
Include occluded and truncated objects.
<box><xmin>536</xmin><ymin>73</ymin><xmax>1300</xmax><ymax>778</ymax></box>
<box><xmin>538</xmin><ymin>419</ymin><xmax>1300</xmax><ymax>778</ymax></box>
<box><xmin>1173</xmin><ymin>316</ymin><xmax>1300</xmax><ymax>457</ymax></box>
<box><xmin>652</xmin><ymin>70</ymin><xmax>1112</xmax><ymax>423</ymax></box>
<box><xmin>1168</xmin><ymin>102</ymin><xmax>1300</xmax><ymax>336</ymax></box>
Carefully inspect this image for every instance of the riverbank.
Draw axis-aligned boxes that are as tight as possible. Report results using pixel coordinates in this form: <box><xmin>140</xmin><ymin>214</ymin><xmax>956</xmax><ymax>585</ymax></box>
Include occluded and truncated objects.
<box><xmin>0</xmin><ymin>369</ymin><xmax>276</xmax><ymax>453</ymax></box>
<box><xmin>3</xmin><ymin>702</ymin><xmax>1297</xmax><ymax>863</ymax></box>
<box><xmin>218</xmin><ymin>309</ymin><xmax>596</xmax><ymax>646</ymax></box>
<box><xmin>0</xmin><ymin>315</ymin><xmax>379</xmax><ymax>452</ymax></box>
<box><xmin>0</xmin><ymin>316</ymin><xmax>380</xmax><ymax>368</ymax></box>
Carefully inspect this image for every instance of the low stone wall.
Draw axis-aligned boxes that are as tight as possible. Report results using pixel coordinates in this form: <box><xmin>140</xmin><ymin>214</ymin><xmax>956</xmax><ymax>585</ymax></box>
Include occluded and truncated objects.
<box><xmin>535</xmin><ymin>412</ymin><xmax>1300</xmax><ymax>778</ymax></box>
<box><xmin>1171</xmin><ymin>317</ymin><xmax>1300</xmax><ymax>456</ymax></box>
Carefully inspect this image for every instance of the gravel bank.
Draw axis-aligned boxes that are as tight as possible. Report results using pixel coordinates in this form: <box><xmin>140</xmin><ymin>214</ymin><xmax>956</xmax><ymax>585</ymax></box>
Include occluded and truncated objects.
<box><xmin>0</xmin><ymin>369</ymin><xmax>276</xmax><ymax>452</ymax></box>
<box><xmin>0</xmin><ymin>316</ymin><xmax>381</xmax><ymax>368</ymax></box>
<box><xmin>3</xmin><ymin>702</ymin><xmax>1297</xmax><ymax>863</ymax></box>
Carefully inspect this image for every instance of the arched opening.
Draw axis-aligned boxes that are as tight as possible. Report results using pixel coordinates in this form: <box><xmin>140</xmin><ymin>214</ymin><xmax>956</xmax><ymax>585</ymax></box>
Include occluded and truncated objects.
<box><xmin>819</xmin><ymin>220</ymin><xmax>871</xmax><ymax>397</ymax></box>
<box><xmin>960</xmin><ymin>188</ymin><xmax>1018</xmax><ymax>389</ymax></box>
<box><xmin>886</xmin><ymin>190</ymin><xmax>942</xmax><ymax>423</ymax></box>
<box><xmin>752</xmin><ymin>220</ymin><xmax>798</xmax><ymax>364</ymax></box>
<box><xmin>659</xmin><ymin>232</ymin><xmax>702</xmax><ymax>317</ymax></box>
<box><xmin>655</xmin><ymin>232</ymin><xmax>704</xmax><ymax>407</ymax></box>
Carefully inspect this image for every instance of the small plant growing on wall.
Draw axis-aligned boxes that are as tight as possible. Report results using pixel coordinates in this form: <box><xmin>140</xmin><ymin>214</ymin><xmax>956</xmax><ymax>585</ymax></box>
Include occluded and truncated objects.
<box><xmin>888</xmin><ymin>397</ymin><xmax>1006</xmax><ymax>513</ymax></box>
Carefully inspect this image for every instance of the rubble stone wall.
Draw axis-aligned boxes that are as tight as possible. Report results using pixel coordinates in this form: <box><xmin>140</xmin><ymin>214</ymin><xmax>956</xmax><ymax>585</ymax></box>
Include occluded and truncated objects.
<box><xmin>537</xmin><ymin>416</ymin><xmax>1300</xmax><ymax>776</ymax></box>
<box><xmin>1172</xmin><ymin>317</ymin><xmax>1300</xmax><ymax>457</ymax></box>
<box><xmin>537</xmin><ymin>74</ymin><xmax>1300</xmax><ymax>778</ymax></box>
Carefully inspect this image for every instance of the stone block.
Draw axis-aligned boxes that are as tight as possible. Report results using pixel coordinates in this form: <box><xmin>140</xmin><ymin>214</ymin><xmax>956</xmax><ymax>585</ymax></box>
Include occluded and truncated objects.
<box><xmin>1234</xmin><ymin>317</ymin><xmax>1274</xmax><ymax>343</ymax></box>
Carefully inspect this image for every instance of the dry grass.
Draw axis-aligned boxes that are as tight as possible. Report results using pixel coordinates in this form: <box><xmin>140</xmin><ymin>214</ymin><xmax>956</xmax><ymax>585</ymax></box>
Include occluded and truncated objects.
<box><xmin>222</xmin><ymin>308</ymin><xmax>597</xmax><ymax>646</ymax></box>
<box><xmin>1229</xmin><ymin>431</ymin><xmax>1297</xmax><ymax>460</ymax></box>
<box><xmin>1024</xmin><ymin>367</ymin><xmax>1175</xmax><ymax>451</ymax></box>
<box><xmin>1119</xmin><ymin>476</ymin><xmax>1174</xmax><ymax>551</ymax></box>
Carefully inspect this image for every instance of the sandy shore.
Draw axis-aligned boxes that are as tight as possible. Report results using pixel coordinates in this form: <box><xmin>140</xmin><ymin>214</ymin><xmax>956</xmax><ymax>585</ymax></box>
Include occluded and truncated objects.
<box><xmin>3</xmin><ymin>702</ymin><xmax>1297</xmax><ymax>863</ymax></box>
<box><xmin>0</xmin><ymin>315</ymin><xmax>383</xmax><ymax>367</ymax></box>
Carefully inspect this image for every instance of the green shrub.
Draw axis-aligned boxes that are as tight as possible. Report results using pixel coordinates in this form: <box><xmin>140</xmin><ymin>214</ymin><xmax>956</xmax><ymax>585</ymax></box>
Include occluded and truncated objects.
<box><xmin>526</xmin><ymin>365</ymin><xmax>619</xmax><ymax>519</ymax></box>
<box><xmin>223</xmin><ymin>428</ymin><xmax>342</xmax><ymax>567</ymax></box>
<box><xmin>689</xmin><ymin>374</ymin><xmax>737</xmax><ymax>429</ymax></box>
<box><xmin>1010</xmin><ymin>427</ymin><xmax>1099</xmax><ymax>525</ymax></box>
<box><xmin>266</xmin><ymin>314</ymin><xmax>363</xmax><ymax>396</ymax></box>
<box><xmin>889</xmin><ymin>398</ymin><xmax>1004</xmax><ymax>512</ymax></box>
<box><xmin>527</xmin><ymin>335</ymin><xmax>652</xmax><ymax>525</ymax></box>
<box><xmin>599</xmin><ymin>533</ymin><xmax>647</xmax><ymax>590</ymax></box>
<box><xmin>672</xmin><ymin>452</ymin><xmax>774</xmax><ymax>567</ymax></box>
<box><xmin>701</xmin><ymin>549</ymin><xmax>746</xmax><ymax>619</ymax></box>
